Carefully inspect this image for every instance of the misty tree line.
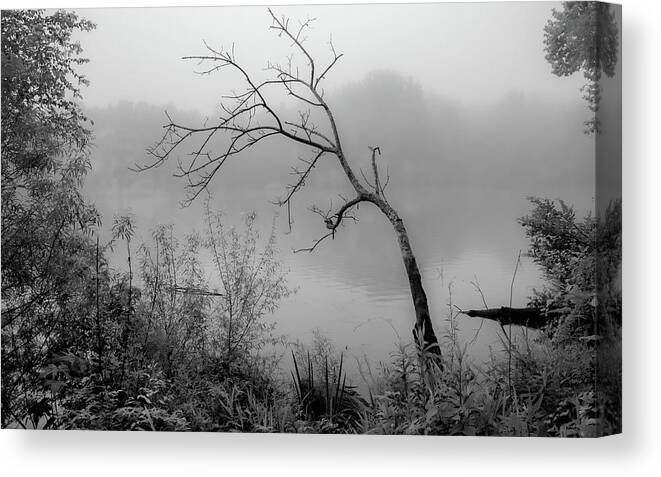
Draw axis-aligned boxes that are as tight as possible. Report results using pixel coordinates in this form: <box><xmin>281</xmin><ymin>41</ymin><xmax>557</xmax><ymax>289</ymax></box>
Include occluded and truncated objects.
<box><xmin>1</xmin><ymin>4</ymin><xmax>620</xmax><ymax>435</ymax></box>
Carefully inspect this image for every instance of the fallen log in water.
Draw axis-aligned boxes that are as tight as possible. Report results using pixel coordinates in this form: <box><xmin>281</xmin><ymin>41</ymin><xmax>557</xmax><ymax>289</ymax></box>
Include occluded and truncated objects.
<box><xmin>461</xmin><ymin>307</ymin><xmax>547</xmax><ymax>329</ymax></box>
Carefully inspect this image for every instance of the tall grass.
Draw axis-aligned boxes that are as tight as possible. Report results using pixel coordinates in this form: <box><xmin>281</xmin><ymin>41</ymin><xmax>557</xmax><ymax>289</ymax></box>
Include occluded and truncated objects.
<box><xmin>290</xmin><ymin>350</ymin><xmax>365</xmax><ymax>433</ymax></box>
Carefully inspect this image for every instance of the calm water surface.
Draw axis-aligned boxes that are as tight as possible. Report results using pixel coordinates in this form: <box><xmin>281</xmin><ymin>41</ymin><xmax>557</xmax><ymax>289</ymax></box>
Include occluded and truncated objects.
<box><xmin>84</xmin><ymin>97</ymin><xmax>595</xmax><ymax>386</ymax></box>
<box><xmin>265</xmin><ymin>185</ymin><xmax>550</xmax><ymax>383</ymax></box>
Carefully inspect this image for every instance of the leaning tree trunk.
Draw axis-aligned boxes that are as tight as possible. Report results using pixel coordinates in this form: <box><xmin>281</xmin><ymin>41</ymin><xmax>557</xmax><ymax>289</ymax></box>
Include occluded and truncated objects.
<box><xmin>377</xmin><ymin>199</ymin><xmax>440</xmax><ymax>354</ymax></box>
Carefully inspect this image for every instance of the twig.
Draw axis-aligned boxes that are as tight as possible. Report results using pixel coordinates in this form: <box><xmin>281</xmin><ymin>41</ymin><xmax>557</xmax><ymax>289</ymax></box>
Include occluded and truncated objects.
<box><xmin>469</xmin><ymin>275</ymin><xmax>488</xmax><ymax>345</ymax></box>
<box><xmin>506</xmin><ymin>250</ymin><xmax>522</xmax><ymax>396</ymax></box>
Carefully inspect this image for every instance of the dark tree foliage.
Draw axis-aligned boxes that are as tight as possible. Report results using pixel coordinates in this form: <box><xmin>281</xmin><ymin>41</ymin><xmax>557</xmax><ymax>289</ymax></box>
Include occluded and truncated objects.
<box><xmin>519</xmin><ymin>198</ymin><xmax>621</xmax><ymax>434</ymax></box>
<box><xmin>1</xmin><ymin>9</ymin><xmax>100</xmax><ymax>427</ymax></box>
<box><xmin>519</xmin><ymin>198</ymin><xmax>621</xmax><ymax>340</ymax></box>
<box><xmin>543</xmin><ymin>1</ymin><xmax>619</xmax><ymax>133</ymax></box>
<box><xmin>519</xmin><ymin>198</ymin><xmax>592</xmax><ymax>286</ymax></box>
<box><xmin>1</xmin><ymin>9</ymin><xmax>95</xmax><ymax>168</ymax></box>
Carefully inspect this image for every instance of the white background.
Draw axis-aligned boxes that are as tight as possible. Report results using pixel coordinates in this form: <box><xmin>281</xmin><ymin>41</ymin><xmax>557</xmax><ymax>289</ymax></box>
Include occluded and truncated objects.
<box><xmin>0</xmin><ymin>1</ymin><xmax>658</xmax><ymax>476</ymax></box>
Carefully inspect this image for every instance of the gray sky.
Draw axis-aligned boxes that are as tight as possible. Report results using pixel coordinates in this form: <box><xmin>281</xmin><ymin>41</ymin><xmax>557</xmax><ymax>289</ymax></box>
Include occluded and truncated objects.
<box><xmin>74</xmin><ymin>2</ymin><xmax>585</xmax><ymax>115</ymax></box>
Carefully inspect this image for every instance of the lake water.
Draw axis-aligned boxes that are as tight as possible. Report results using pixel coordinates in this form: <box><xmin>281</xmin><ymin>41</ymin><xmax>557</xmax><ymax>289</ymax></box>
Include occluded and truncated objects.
<box><xmin>83</xmin><ymin>97</ymin><xmax>596</xmax><ymax>387</ymax></box>
<box><xmin>90</xmin><ymin>160</ymin><xmax>591</xmax><ymax>387</ymax></box>
<box><xmin>267</xmin><ymin>184</ymin><xmax>550</xmax><ymax>382</ymax></box>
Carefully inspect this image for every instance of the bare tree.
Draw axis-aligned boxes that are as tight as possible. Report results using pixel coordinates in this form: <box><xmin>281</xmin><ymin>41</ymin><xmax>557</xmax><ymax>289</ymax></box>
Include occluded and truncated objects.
<box><xmin>141</xmin><ymin>9</ymin><xmax>440</xmax><ymax>354</ymax></box>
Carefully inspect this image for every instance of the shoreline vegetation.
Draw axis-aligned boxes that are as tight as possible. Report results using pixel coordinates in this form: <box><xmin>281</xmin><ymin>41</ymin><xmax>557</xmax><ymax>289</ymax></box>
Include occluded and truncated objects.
<box><xmin>1</xmin><ymin>7</ymin><xmax>621</xmax><ymax>436</ymax></box>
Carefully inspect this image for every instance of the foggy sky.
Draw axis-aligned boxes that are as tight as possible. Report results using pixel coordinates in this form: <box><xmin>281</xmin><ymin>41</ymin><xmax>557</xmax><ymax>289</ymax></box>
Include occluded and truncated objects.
<box><xmin>73</xmin><ymin>1</ymin><xmax>622</xmax><ymax>261</ymax></box>
<box><xmin>73</xmin><ymin>2</ymin><xmax>587</xmax><ymax>115</ymax></box>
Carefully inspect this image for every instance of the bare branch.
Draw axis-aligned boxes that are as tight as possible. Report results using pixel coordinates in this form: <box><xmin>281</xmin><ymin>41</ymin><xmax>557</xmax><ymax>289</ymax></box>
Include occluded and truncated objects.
<box><xmin>326</xmin><ymin>195</ymin><xmax>364</xmax><ymax>230</ymax></box>
<box><xmin>293</xmin><ymin>194</ymin><xmax>368</xmax><ymax>253</ymax></box>
<box><xmin>138</xmin><ymin>45</ymin><xmax>342</xmax><ymax>205</ymax></box>
<box><xmin>277</xmin><ymin>150</ymin><xmax>325</xmax><ymax>208</ymax></box>
<box><xmin>359</xmin><ymin>168</ymin><xmax>376</xmax><ymax>191</ymax></box>
<box><xmin>268</xmin><ymin>9</ymin><xmax>316</xmax><ymax>86</ymax></box>
<box><xmin>138</xmin><ymin>10</ymin><xmax>365</xmax><ymax>234</ymax></box>
<box><xmin>292</xmin><ymin>231</ymin><xmax>334</xmax><ymax>253</ymax></box>
<box><xmin>315</xmin><ymin>35</ymin><xmax>344</xmax><ymax>89</ymax></box>
<box><xmin>369</xmin><ymin>146</ymin><xmax>382</xmax><ymax>196</ymax></box>
<box><xmin>381</xmin><ymin>164</ymin><xmax>391</xmax><ymax>195</ymax></box>
<box><xmin>168</xmin><ymin>285</ymin><xmax>223</xmax><ymax>297</ymax></box>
